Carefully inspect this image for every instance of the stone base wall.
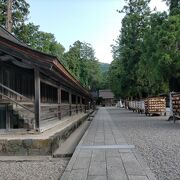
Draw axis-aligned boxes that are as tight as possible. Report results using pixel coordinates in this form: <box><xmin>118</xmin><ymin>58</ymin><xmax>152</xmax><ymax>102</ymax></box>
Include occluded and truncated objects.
<box><xmin>0</xmin><ymin>114</ymin><xmax>88</xmax><ymax>156</ymax></box>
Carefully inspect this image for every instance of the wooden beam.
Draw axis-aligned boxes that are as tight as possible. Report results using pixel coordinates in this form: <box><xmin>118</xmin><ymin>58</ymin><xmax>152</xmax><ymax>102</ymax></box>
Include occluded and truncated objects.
<box><xmin>80</xmin><ymin>96</ymin><xmax>82</xmax><ymax>112</ymax></box>
<box><xmin>0</xmin><ymin>54</ymin><xmax>15</xmax><ymax>61</ymax></box>
<box><xmin>58</xmin><ymin>86</ymin><xmax>62</xmax><ymax>104</ymax></box>
<box><xmin>34</xmin><ymin>69</ymin><xmax>40</xmax><ymax>130</ymax></box>
<box><xmin>61</xmin><ymin>85</ymin><xmax>71</xmax><ymax>93</ymax></box>
<box><xmin>0</xmin><ymin>83</ymin><xmax>32</xmax><ymax>102</ymax></box>
<box><xmin>69</xmin><ymin>90</ymin><xmax>72</xmax><ymax>116</ymax></box>
<box><xmin>0</xmin><ymin>44</ymin><xmax>52</xmax><ymax>69</ymax></box>
<box><xmin>12</xmin><ymin>59</ymin><xmax>33</xmax><ymax>69</ymax></box>
<box><xmin>58</xmin><ymin>86</ymin><xmax>61</xmax><ymax>119</ymax></box>
<box><xmin>6</xmin><ymin>105</ymin><xmax>10</xmax><ymax>130</ymax></box>
<box><xmin>0</xmin><ymin>51</ymin><xmax>4</xmax><ymax>55</ymax></box>
<box><xmin>76</xmin><ymin>95</ymin><xmax>78</xmax><ymax>114</ymax></box>
<box><xmin>84</xmin><ymin>98</ymin><xmax>88</xmax><ymax>112</ymax></box>
<box><xmin>40</xmin><ymin>78</ymin><xmax>59</xmax><ymax>88</ymax></box>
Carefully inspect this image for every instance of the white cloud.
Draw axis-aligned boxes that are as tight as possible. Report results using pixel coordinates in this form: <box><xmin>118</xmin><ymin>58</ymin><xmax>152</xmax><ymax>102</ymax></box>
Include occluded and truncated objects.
<box><xmin>95</xmin><ymin>27</ymin><xmax>120</xmax><ymax>64</ymax></box>
<box><xmin>150</xmin><ymin>0</ymin><xmax>168</xmax><ymax>12</ymax></box>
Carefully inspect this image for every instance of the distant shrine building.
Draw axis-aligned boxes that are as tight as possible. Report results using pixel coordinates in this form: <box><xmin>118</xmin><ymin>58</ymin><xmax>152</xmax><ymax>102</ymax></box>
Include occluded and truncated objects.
<box><xmin>99</xmin><ymin>89</ymin><xmax>115</xmax><ymax>106</ymax></box>
<box><xmin>0</xmin><ymin>26</ymin><xmax>92</xmax><ymax>132</ymax></box>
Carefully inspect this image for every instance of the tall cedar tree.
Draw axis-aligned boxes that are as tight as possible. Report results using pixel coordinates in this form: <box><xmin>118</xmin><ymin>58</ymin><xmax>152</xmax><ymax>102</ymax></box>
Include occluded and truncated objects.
<box><xmin>110</xmin><ymin>0</ymin><xmax>180</xmax><ymax>99</ymax></box>
<box><xmin>110</xmin><ymin>0</ymin><xmax>151</xmax><ymax>98</ymax></box>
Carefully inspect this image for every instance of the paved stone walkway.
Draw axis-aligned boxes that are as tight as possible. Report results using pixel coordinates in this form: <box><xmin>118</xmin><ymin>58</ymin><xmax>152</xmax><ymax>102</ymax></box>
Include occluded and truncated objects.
<box><xmin>60</xmin><ymin>107</ymin><xmax>156</xmax><ymax>180</ymax></box>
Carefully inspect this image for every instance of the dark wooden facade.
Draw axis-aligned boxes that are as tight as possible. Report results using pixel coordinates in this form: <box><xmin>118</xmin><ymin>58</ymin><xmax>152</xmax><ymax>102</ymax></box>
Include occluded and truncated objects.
<box><xmin>0</xmin><ymin>26</ymin><xmax>92</xmax><ymax>131</ymax></box>
<box><xmin>0</xmin><ymin>61</ymin><xmax>34</xmax><ymax>100</ymax></box>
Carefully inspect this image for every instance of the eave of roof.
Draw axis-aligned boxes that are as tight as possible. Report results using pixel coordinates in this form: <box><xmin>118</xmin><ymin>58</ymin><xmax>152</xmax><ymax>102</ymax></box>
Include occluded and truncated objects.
<box><xmin>52</xmin><ymin>59</ymin><xmax>89</xmax><ymax>95</ymax></box>
<box><xmin>0</xmin><ymin>26</ymin><xmax>26</xmax><ymax>46</ymax></box>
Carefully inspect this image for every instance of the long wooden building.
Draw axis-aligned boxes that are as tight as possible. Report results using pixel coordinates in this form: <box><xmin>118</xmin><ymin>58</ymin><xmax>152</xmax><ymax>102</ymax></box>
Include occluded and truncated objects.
<box><xmin>0</xmin><ymin>26</ymin><xmax>92</xmax><ymax>132</ymax></box>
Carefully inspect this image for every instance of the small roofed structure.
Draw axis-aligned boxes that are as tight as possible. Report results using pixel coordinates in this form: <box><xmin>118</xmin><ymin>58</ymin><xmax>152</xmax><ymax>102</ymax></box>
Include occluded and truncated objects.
<box><xmin>99</xmin><ymin>89</ymin><xmax>115</xmax><ymax>106</ymax></box>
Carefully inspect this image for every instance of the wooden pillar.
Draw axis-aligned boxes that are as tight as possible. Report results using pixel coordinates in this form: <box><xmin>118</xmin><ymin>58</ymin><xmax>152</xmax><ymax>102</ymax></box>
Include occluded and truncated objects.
<box><xmin>76</xmin><ymin>95</ymin><xmax>78</xmax><ymax>114</ymax></box>
<box><xmin>84</xmin><ymin>98</ymin><xmax>87</xmax><ymax>113</ymax></box>
<box><xmin>6</xmin><ymin>105</ymin><xmax>10</xmax><ymax>130</ymax></box>
<box><xmin>69</xmin><ymin>90</ymin><xmax>72</xmax><ymax>116</ymax></box>
<box><xmin>88</xmin><ymin>99</ymin><xmax>91</xmax><ymax>110</ymax></box>
<box><xmin>80</xmin><ymin>96</ymin><xmax>82</xmax><ymax>112</ymax></box>
<box><xmin>34</xmin><ymin>69</ymin><xmax>40</xmax><ymax>130</ymax></box>
<box><xmin>0</xmin><ymin>66</ymin><xmax>2</xmax><ymax>100</ymax></box>
<box><xmin>58</xmin><ymin>86</ymin><xmax>61</xmax><ymax>119</ymax></box>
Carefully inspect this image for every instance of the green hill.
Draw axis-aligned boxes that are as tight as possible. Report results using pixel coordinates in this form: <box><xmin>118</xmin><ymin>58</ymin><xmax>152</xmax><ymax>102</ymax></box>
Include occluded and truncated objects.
<box><xmin>99</xmin><ymin>62</ymin><xmax>110</xmax><ymax>73</ymax></box>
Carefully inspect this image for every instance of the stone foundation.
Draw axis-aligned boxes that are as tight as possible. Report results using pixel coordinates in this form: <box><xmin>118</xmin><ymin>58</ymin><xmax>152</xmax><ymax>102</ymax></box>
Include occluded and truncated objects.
<box><xmin>0</xmin><ymin>114</ymin><xmax>89</xmax><ymax>156</ymax></box>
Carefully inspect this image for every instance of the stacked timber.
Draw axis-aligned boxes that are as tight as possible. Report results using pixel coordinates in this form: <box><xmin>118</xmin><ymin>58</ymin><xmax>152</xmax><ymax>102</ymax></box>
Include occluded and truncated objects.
<box><xmin>145</xmin><ymin>97</ymin><xmax>166</xmax><ymax>116</ymax></box>
<box><xmin>172</xmin><ymin>93</ymin><xmax>180</xmax><ymax>118</ymax></box>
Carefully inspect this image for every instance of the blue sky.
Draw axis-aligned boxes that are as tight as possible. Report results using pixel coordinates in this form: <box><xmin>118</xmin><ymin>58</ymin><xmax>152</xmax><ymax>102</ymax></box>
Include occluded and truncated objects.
<box><xmin>26</xmin><ymin>0</ymin><xmax>167</xmax><ymax>64</ymax></box>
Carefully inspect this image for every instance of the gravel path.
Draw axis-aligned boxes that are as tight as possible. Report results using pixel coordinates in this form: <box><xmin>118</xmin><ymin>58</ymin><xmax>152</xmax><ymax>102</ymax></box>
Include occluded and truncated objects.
<box><xmin>107</xmin><ymin>107</ymin><xmax>180</xmax><ymax>180</ymax></box>
<box><xmin>0</xmin><ymin>157</ymin><xmax>69</xmax><ymax>180</ymax></box>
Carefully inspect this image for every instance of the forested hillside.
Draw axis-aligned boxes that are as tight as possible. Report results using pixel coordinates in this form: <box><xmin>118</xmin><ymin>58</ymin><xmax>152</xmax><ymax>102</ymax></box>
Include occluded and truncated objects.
<box><xmin>99</xmin><ymin>63</ymin><xmax>110</xmax><ymax>73</ymax></box>
<box><xmin>109</xmin><ymin>0</ymin><xmax>180</xmax><ymax>99</ymax></box>
<box><xmin>62</xmin><ymin>41</ymin><xmax>102</xmax><ymax>90</ymax></box>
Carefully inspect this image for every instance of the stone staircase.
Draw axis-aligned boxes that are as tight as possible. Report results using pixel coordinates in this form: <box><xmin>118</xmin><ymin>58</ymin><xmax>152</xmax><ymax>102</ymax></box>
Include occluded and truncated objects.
<box><xmin>8</xmin><ymin>103</ymin><xmax>62</xmax><ymax>131</ymax></box>
<box><xmin>8</xmin><ymin>103</ymin><xmax>35</xmax><ymax>130</ymax></box>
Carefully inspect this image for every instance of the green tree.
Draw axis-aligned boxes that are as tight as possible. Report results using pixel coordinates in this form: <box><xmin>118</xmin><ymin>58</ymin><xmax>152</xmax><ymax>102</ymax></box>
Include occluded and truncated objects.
<box><xmin>110</xmin><ymin>0</ymin><xmax>180</xmax><ymax>99</ymax></box>
<box><xmin>13</xmin><ymin>22</ymin><xmax>39</xmax><ymax>48</ymax></box>
<box><xmin>0</xmin><ymin>0</ymin><xmax>30</xmax><ymax>31</ymax></box>
<box><xmin>110</xmin><ymin>0</ymin><xmax>151</xmax><ymax>98</ymax></box>
<box><xmin>136</xmin><ymin>12</ymin><xmax>169</xmax><ymax>96</ymax></box>
<box><xmin>138</xmin><ymin>12</ymin><xmax>180</xmax><ymax>93</ymax></box>
<box><xmin>108</xmin><ymin>59</ymin><xmax>125</xmax><ymax>98</ymax></box>
<box><xmin>157</xmin><ymin>14</ymin><xmax>180</xmax><ymax>91</ymax></box>
<box><xmin>63</xmin><ymin>41</ymin><xmax>81</xmax><ymax>77</ymax></box>
<box><xmin>63</xmin><ymin>41</ymin><xmax>102</xmax><ymax>90</ymax></box>
<box><xmin>14</xmin><ymin>22</ymin><xmax>65</xmax><ymax>61</ymax></box>
<box><xmin>163</xmin><ymin>0</ymin><xmax>180</xmax><ymax>15</ymax></box>
<box><xmin>0</xmin><ymin>1</ymin><xmax>65</xmax><ymax>62</ymax></box>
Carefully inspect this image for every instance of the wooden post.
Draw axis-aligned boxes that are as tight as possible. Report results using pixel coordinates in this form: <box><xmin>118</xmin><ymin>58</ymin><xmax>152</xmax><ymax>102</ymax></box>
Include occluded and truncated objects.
<box><xmin>58</xmin><ymin>87</ymin><xmax>61</xmax><ymax>119</ymax></box>
<box><xmin>80</xmin><ymin>96</ymin><xmax>82</xmax><ymax>112</ymax></box>
<box><xmin>34</xmin><ymin>69</ymin><xmax>40</xmax><ymax>130</ymax></box>
<box><xmin>6</xmin><ymin>105</ymin><xmax>10</xmax><ymax>130</ymax></box>
<box><xmin>76</xmin><ymin>95</ymin><xmax>78</xmax><ymax>114</ymax></box>
<box><xmin>69</xmin><ymin>90</ymin><xmax>72</xmax><ymax>116</ymax></box>
<box><xmin>84</xmin><ymin>98</ymin><xmax>87</xmax><ymax>113</ymax></box>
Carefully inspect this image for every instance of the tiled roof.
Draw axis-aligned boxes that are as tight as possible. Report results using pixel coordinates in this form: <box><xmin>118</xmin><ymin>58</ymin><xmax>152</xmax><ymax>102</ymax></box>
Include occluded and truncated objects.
<box><xmin>99</xmin><ymin>89</ymin><xmax>114</xmax><ymax>99</ymax></box>
<box><xmin>0</xmin><ymin>26</ymin><xmax>26</xmax><ymax>46</ymax></box>
<box><xmin>0</xmin><ymin>26</ymin><xmax>90</xmax><ymax>97</ymax></box>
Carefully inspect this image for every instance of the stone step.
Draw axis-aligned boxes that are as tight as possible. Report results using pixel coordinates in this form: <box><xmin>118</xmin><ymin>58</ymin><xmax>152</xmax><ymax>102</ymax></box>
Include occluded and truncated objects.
<box><xmin>53</xmin><ymin>120</ymin><xmax>90</xmax><ymax>158</ymax></box>
<box><xmin>11</xmin><ymin>104</ymin><xmax>34</xmax><ymax>110</ymax></box>
<box><xmin>39</xmin><ymin>117</ymin><xmax>60</xmax><ymax>132</ymax></box>
<box><xmin>12</xmin><ymin>108</ymin><xmax>57</xmax><ymax>120</ymax></box>
<box><xmin>13</xmin><ymin>110</ymin><xmax>58</xmax><ymax>122</ymax></box>
<box><xmin>41</xmin><ymin>117</ymin><xmax>58</xmax><ymax>123</ymax></box>
<box><xmin>88</xmin><ymin>110</ymin><xmax>97</xmax><ymax>121</ymax></box>
<box><xmin>13</xmin><ymin>111</ymin><xmax>34</xmax><ymax>120</ymax></box>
